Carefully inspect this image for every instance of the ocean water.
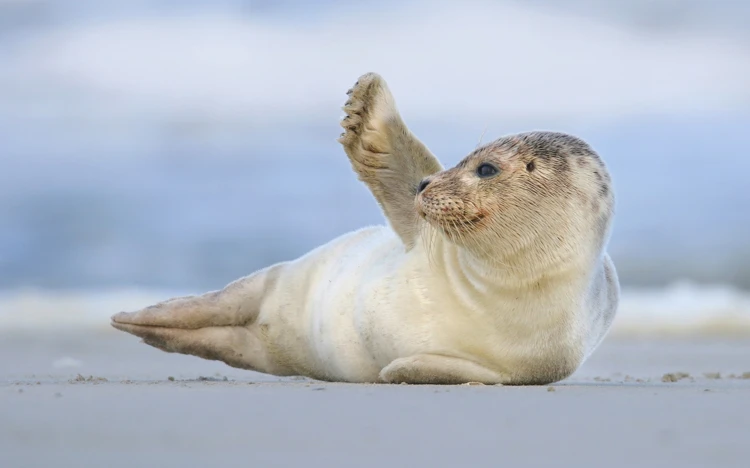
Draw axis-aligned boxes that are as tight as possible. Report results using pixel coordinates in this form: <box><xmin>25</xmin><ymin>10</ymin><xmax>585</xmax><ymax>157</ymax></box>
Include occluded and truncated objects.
<box><xmin>0</xmin><ymin>0</ymin><xmax>749</xmax><ymax>331</ymax></box>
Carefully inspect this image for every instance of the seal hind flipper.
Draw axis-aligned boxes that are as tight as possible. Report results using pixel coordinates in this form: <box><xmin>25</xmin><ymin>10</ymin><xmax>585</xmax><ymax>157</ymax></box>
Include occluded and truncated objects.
<box><xmin>338</xmin><ymin>72</ymin><xmax>443</xmax><ymax>250</ymax></box>
<box><xmin>110</xmin><ymin>322</ymin><xmax>269</xmax><ymax>372</ymax></box>
<box><xmin>110</xmin><ymin>264</ymin><xmax>285</xmax><ymax>373</ymax></box>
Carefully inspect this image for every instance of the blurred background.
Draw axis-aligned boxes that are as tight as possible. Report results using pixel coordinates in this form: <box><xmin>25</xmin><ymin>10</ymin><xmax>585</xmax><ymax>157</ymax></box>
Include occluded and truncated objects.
<box><xmin>1</xmin><ymin>0</ymin><xmax>749</xmax><ymax>333</ymax></box>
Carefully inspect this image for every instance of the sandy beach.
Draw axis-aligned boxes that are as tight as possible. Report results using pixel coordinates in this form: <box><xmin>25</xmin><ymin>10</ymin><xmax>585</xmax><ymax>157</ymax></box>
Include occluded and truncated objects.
<box><xmin>2</xmin><ymin>330</ymin><xmax>749</xmax><ymax>468</ymax></box>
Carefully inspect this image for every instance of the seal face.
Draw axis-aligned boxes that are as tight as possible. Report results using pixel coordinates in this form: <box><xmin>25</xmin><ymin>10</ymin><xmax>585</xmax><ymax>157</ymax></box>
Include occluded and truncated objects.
<box><xmin>418</xmin><ymin>132</ymin><xmax>614</xmax><ymax>272</ymax></box>
<box><xmin>111</xmin><ymin>73</ymin><xmax>620</xmax><ymax>386</ymax></box>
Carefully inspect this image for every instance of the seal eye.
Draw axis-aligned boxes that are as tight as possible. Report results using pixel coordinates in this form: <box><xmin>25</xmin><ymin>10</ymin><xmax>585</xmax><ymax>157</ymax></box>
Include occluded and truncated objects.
<box><xmin>476</xmin><ymin>163</ymin><xmax>499</xmax><ymax>178</ymax></box>
<box><xmin>526</xmin><ymin>161</ymin><xmax>536</xmax><ymax>172</ymax></box>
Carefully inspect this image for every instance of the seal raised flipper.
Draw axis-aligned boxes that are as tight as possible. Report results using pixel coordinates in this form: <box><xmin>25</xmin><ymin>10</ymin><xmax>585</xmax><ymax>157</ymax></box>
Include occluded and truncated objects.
<box><xmin>338</xmin><ymin>72</ymin><xmax>443</xmax><ymax>250</ymax></box>
<box><xmin>110</xmin><ymin>264</ymin><xmax>285</xmax><ymax>374</ymax></box>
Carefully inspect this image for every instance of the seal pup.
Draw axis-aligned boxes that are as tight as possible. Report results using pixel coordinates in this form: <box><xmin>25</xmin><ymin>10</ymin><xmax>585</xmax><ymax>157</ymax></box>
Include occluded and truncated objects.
<box><xmin>111</xmin><ymin>73</ymin><xmax>619</xmax><ymax>385</ymax></box>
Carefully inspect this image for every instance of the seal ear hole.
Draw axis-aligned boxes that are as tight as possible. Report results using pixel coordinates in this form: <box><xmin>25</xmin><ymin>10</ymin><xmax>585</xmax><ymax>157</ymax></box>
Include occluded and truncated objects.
<box><xmin>526</xmin><ymin>161</ymin><xmax>536</xmax><ymax>172</ymax></box>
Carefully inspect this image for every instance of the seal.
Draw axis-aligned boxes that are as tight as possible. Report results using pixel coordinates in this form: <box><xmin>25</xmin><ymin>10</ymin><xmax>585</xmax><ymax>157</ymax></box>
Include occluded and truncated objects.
<box><xmin>111</xmin><ymin>72</ymin><xmax>619</xmax><ymax>385</ymax></box>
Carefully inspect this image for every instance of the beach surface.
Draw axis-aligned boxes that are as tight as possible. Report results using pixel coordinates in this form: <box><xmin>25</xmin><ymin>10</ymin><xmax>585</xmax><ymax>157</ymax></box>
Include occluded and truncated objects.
<box><xmin>2</xmin><ymin>330</ymin><xmax>749</xmax><ymax>468</ymax></box>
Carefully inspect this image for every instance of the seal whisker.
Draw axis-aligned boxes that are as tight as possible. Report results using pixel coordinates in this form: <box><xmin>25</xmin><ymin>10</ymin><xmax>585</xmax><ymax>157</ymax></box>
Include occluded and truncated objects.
<box><xmin>419</xmin><ymin>221</ymin><xmax>438</xmax><ymax>269</ymax></box>
<box><xmin>476</xmin><ymin>125</ymin><xmax>488</xmax><ymax>148</ymax></box>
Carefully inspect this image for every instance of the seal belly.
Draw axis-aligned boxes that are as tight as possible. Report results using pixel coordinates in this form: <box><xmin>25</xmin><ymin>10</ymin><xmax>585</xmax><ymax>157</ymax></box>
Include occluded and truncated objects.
<box><xmin>276</xmin><ymin>225</ymin><xmax>403</xmax><ymax>382</ymax></box>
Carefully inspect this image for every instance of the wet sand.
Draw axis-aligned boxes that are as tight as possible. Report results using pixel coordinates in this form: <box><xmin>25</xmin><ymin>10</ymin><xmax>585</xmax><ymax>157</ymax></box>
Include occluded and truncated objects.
<box><xmin>2</xmin><ymin>331</ymin><xmax>750</xmax><ymax>468</ymax></box>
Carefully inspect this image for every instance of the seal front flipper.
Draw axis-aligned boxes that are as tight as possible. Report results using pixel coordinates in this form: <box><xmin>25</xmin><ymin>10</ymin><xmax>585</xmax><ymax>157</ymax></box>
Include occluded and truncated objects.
<box><xmin>338</xmin><ymin>72</ymin><xmax>443</xmax><ymax>250</ymax></box>
<box><xmin>379</xmin><ymin>354</ymin><xmax>510</xmax><ymax>385</ymax></box>
<box><xmin>110</xmin><ymin>264</ymin><xmax>284</xmax><ymax>374</ymax></box>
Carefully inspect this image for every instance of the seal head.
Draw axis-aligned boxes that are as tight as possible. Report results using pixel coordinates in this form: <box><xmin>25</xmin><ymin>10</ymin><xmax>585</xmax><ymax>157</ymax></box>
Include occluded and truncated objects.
<box><xmin>417</xmin><ymin>132</ymin><xmax>614</xmax><ymax>283</ymax></box>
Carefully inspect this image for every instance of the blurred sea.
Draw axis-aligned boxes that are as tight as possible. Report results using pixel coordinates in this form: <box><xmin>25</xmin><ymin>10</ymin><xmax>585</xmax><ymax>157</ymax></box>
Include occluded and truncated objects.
<box><xmin>1</xmin><ymin>0</ymin><xmax>749</xmax><ymax>333</ymax></box>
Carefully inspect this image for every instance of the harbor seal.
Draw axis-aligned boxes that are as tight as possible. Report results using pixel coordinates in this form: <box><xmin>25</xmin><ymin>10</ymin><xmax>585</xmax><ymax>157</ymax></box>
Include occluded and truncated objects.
<box><xmin>111</xmin><ymin>72</ymin><xmax>619</xmax><ymax>385</ymax></box>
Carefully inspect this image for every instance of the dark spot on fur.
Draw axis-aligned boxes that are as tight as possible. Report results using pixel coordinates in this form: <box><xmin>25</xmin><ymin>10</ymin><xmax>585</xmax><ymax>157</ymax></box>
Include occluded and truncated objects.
<box><xmin>599</xmin><ymin>183</ymin><xmax>609</xmax><ymax>197</ymax></box>
<box><xmin>556</xmin><ymin>155</ymin><xmax>570</xmax><ymax>173</ymax></box>
<box><xmin>604</xmin><ymin>261</ymin><xmax>613</xmax><ymax>282</ymax></box>
<box><xmin>591</xmin><ymin>199</ymin><xmax>600</xmax><ymax>212</ymax></box>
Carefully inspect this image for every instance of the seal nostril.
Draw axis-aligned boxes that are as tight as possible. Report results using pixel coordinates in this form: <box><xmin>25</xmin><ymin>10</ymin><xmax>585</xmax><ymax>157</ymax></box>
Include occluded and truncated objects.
<box><xmin>417</xmin><ymin>179</ymin><xmax>430</xmax><ymax>194</ymax></box>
